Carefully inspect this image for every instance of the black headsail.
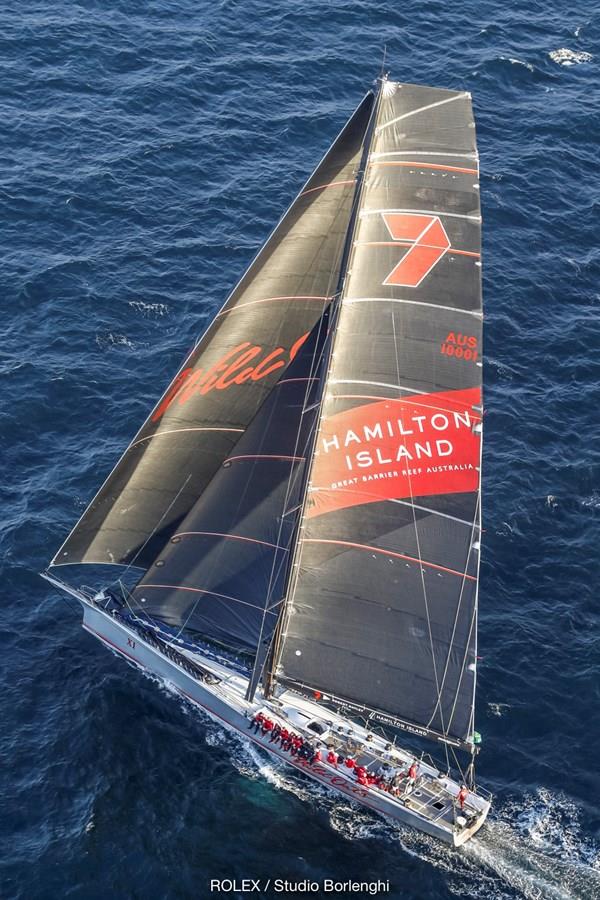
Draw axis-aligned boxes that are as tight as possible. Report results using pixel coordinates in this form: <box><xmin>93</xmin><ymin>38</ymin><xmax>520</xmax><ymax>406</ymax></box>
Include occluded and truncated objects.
<box><xmin>271</xmin><ymin>81</ymin><xmax>483</xmax><ymax>751</ymax></box>
<box><xmin>51</xmin><ymin>92</ymin><xmax>375</xmax><ymax>570</ymax></box>
<box><xmin>131</xmin><ymin>312</ymin><xmax>331</xmax><ymax>655</ymax></box>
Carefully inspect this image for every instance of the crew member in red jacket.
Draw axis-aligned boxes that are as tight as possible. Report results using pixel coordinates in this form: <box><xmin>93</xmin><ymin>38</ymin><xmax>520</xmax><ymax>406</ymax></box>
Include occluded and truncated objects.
<box><xmin>249</xmin><ymin>711</ymin><xmax>264</xmax><ymax>734</ymax></box>
<box><xmin>457</xmin><ymin>785</ymin><xmax>468</xmax><ymax>811</ymax></box>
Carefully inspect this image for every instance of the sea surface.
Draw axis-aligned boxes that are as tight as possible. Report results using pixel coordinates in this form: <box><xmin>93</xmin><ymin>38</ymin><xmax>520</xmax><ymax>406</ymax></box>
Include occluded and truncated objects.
<box><xmin>1</xmin><ymin>2</ymin><xmax>599</xmax><ymax>898</ymax></box>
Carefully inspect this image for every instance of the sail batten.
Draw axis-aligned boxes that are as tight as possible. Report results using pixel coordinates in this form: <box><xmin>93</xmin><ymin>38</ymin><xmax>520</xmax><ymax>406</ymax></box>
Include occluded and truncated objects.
<box><xmin>272</xmin><ymin>81</ymin><xmax>482</xmax><ymax>749</ymax></box>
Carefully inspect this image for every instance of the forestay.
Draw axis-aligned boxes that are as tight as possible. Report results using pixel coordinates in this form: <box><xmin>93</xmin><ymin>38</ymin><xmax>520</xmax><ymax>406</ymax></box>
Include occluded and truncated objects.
<box><xmin>273</xmin><ymin>82</ymin><xmax>482</xmax><ymax>750</ymax></box>
<box><xmin>51</xmin><ymin>93</ymin><xmax>375</xmax><ymax>570</ymax></box>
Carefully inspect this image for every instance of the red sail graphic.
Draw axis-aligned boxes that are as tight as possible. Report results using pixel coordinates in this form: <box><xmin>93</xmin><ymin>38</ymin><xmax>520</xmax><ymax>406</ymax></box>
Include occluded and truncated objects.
<box><xmin>382</xmin><ymin>213</ymin><xmax>451</xmax><ymax>287</ymax></box>
<box><xmin>307</xmin><ymin>387</ymin><xmax>481</xmax><ymax>518</ymax></box>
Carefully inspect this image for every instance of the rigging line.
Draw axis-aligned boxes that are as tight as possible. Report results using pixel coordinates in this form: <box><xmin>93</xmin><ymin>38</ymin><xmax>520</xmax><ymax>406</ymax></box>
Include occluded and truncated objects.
<box><xmin>425</xmin><ymin>488</ymin><xmax>480</xmax><ymax>732</ymax></box>
<box><xmin>108</xmin><ymin>472</ymin><xmax>193</xmax><ymax>591</ymax></box>
<box><xmin>391</xmin><ymin>308</ymin><xmax>447</xmax><ymax>737</ymax></box>
<box><xmin>268</xmin><ymin>81</ymin><xmax>385</xmax><ymax>692</ymax></box>
<box><xmin>444</xmin><ymin>533</ymin><xmax>480</xmax><ymax>737</ymax></box>
<box><xmin>301</xmin><ymin>540</ymin><xmax>475</xmax><ymax>581</ymax></box>
<box><xmin>308</xmin><ymin>485</ymin><xmax>478</xmax><ymax>528</ymax></box>
<box><xmin>140</xmin><ymin>584</ymin><xmax>279</xmax><ymax>614</ymax></box>
<box><xmin>446</xmin><ymin>407</ymin><xmax>483</xmax><ymax>740</ymax></box>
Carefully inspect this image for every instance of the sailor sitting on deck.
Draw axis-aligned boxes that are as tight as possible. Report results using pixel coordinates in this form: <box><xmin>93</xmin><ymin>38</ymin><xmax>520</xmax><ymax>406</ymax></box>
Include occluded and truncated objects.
<box><xmin>261</xmin><ymin>716</ymin><xmax>274</xmax><ymax>737</ymax></box>
<box><xmin>326</xmin><ymin>747</ymin><xmax>338</xmax><ymax>767</ymax></box>
<box><xmin>248</xmin><ymin>711</ymin><xmax>264</xmax><ymax>733</ymax></box>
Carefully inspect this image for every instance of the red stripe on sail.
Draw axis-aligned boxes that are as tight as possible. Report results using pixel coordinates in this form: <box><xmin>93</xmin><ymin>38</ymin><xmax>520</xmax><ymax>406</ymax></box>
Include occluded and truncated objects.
<box><xmin>373</xmin><ymin>161</ymin><xmax>478</xmax><ymax>175</ymax></box>
<box><xmin>173</xmin><ymin>532</ymin><xmax>287</xmax><ymax>551</ymax></box>
<box><xmin>362</xmin><ymin>241</ymin><xmax>480</xmax><ymax>259</ymax></box>
<box><xmin>300</xmin><ymin>179</ymin><xmax>356</xmax><ymax>197</ymax></box>
<box><xmin>303</xmin><ymin>539</ymin><xmax>476</xmax><ymax>581</ymax></box>
<box><xmin>224</xmin><ymin>454</ymin><xmax>305</xmax><ymax>465</ymax></box>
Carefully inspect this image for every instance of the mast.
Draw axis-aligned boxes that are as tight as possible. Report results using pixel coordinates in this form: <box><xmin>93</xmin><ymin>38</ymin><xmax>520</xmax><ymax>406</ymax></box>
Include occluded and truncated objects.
<box><xmin>258</xmin><ymin>79</ymin><xmax>386</xmax><ymax>702</ymax></box>
<box><xmin>267</xmin><ymin>80</ymin><xmax>483</xmax><ymax>753</ymax></box>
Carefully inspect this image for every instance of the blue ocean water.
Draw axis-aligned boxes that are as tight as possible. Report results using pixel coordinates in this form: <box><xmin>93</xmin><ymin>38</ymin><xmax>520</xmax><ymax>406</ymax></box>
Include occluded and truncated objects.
<box><xmin>1</xmin><ymin>2</ymin><xmax>599</xmax><ymax>897</ymax></box>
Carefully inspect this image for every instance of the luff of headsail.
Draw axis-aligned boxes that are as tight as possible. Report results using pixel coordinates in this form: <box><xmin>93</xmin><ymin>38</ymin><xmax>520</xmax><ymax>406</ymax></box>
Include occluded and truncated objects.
<box><xmin>272</xmin><ymin>81</ymin><xmax>482</xmax><ymax>750</ymax></box>
<box><xmin>132</xmin><ymin>311</ymin><xmax>331</xmax><ymax>654</ymax></box>
<box><xmin>51</xmin><ymin>92</ymin><xmax>375</xmax><ymax>571</ymax></box>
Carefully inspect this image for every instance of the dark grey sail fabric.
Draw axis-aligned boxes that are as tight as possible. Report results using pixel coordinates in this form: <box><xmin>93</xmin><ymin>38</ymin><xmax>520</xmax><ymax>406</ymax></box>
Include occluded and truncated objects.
<box><xmin>132</xmin><ymin>312</ymin><xmax>330</xmax><ymax>653</ymax></box>
<box><xmin>273</xmin><ymin>82</ymin><xmax>482</xmax><ymax>749</ymax></box>
<box><xmin>52</xmin><ymin>93</ymin><xmax>375</xmax><ymax>570</ymax></box>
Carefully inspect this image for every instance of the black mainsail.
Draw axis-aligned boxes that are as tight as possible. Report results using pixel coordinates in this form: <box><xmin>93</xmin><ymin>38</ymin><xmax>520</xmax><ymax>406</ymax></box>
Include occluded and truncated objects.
<box><xmin>271</xmin><ymin>82</ymin><xmax>482</xmax><ymax>751</ymax></box>
<box><xmin>51</xmin><ymin>93</ymin><xmax>375</xmax><ymax>570</ymax></box>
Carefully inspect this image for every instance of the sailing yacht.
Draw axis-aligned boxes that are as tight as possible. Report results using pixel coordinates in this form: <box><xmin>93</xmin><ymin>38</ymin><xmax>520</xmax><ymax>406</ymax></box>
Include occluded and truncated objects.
<box><xmin>43</xmin><ymin>77</ymin><xmax>491</xmax><ymax>846</ymax></box>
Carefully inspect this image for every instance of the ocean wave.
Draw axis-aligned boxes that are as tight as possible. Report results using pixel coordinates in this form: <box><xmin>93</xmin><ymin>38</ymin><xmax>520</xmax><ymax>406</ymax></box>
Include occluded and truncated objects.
<box><xmin>549</xmin><ymin>48</ymin><xmax>593</xmax><ymax>66</ymax></box>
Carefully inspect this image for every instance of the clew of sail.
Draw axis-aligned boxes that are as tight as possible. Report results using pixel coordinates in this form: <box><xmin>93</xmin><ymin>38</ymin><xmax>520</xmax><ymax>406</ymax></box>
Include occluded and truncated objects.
<box><xmin>272</xmin><ymin>82</ymin><xmax>482</xmax><ymax>751</ymax></box>
<box><xmin>51</xmin><ymin>92</ymin><xmax>375</xmax><ymax>571</ymax></box>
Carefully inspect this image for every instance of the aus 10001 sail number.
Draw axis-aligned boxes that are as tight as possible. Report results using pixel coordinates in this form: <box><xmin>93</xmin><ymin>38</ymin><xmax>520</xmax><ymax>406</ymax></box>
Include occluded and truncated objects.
<box><xmin>440</xmin><ymin>331</ymin><xmax>479</xmax><ymax>361</ymax></box>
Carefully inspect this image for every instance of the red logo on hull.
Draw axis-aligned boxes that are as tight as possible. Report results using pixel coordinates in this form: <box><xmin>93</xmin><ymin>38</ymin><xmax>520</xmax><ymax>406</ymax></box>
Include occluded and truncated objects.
<box><xmin>152</xmin><ymin>332</ymin><xmax>310</xmax><ymax>422</ymax></box>
<box><xmin>382</xmin><ymin>213</ymin><xmax>451</xmax><ymax>287</ymax></box>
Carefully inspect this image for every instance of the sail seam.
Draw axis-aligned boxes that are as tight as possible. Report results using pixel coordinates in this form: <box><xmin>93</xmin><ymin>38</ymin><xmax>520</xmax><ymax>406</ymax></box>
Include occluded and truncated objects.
<box><xmin>372</xmin><ymin>161</ymin><xmax>478</xmax><ymax>175</ymax></box>
<box><xmin>216</xmin><ymin>295</ymin><xmax>332</xmax><ymax>317</ymax></box>
<box><xmin>371</xmin><ymin>151</ymin><xmax>478</xmax><ymax>159</ymax></box>
<box><xmin>376</xmin><ymin>93</ymin><xmax>467</xmax><ymax>132</ymax></box>
<box><xmin>129</xmin><ymin>426</ymin><xmax>244</xmax><ymax>450</ymax></box>
<box><xmin>344</xmin><ymin>298</ymin><xmax>482</xmax><ymax>316</ymax></box>
<box><xmin>358</xmin><ymin>242</ymin><xmax>480</xmax><ymax>258</ymax></box>
<box><xmin>172</xmin><ymin>531</ymin><xmax>289</xmax><ymax>551</ymax></box>
<box><xmin>300</xmin><ymin>179</ymin><xmax>356</xmax><ymax>197</ymax></box>
<box><xmin>360</xmin><ymin>208</ymin><xmax>481</xmax><ymax>222</ymax></box>
<box><xmin>302</xmin><ymin>539</ymin><xmax>476</xmax><ymax>580</ymax></box>
<box><xmin>140</xmin><ymin>583</ymin><xmax>279</xmax><ymax>613</ymax></box>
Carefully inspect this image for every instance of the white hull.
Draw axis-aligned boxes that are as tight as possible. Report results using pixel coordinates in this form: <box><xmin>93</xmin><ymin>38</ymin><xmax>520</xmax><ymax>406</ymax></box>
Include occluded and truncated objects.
<box><xmin>47</xmin><ymin>577</ymin><xmax>490</xmax><ymax>847</ymax></box>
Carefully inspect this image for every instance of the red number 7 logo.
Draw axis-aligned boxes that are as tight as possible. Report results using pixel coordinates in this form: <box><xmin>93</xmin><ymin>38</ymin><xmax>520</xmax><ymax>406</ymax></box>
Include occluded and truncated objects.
<box><xmin>382</xmin><ymin>213</ymin><xmax>450</xmax><ymax>287</ymax></box>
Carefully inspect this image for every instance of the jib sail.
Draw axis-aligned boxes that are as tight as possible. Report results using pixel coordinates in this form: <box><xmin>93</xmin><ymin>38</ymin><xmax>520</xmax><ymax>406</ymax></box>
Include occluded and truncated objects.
<box><xmin>51</xmin><ymin>92</ymin><xmax>375</xmax><ymax>570</ymax></box>
<box><xmin>132</xmin><ymin>311</ymin><xmax>331</xmax><ymax>654</ymax></box>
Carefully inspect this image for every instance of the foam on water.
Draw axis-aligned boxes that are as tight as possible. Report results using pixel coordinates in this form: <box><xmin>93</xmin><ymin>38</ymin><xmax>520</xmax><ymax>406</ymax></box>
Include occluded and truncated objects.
<box><xmin>549</xmin><ymin>49</ymin><xmax>594</xmax><ymax>66</ymax></box>
<box><xmin>141</xmin><ymin>671</ymin><xmax>600</xmax><ymax>900</ymax></box>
